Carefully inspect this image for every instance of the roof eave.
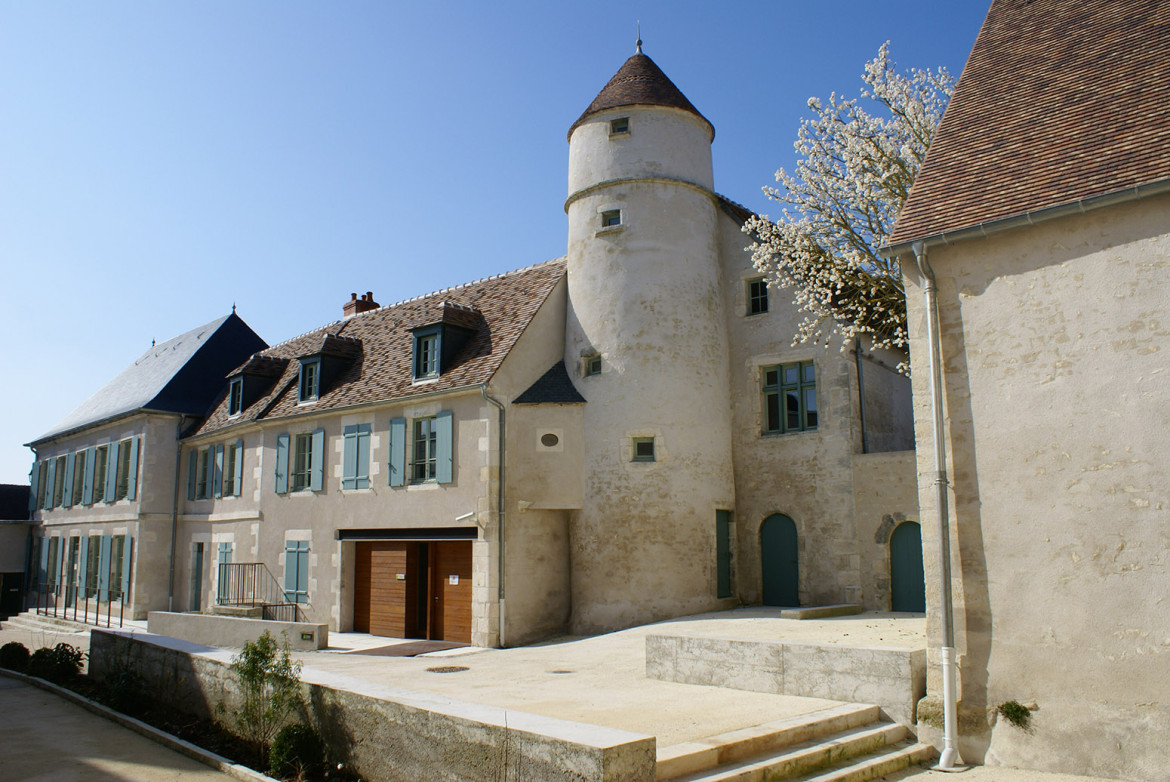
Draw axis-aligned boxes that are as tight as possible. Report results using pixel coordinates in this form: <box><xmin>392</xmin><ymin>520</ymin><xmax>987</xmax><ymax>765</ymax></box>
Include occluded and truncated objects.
<box><xmin>884</xmin><ymin>178</ymin><xmax>1170</xmax><ymax>259</ymax></box>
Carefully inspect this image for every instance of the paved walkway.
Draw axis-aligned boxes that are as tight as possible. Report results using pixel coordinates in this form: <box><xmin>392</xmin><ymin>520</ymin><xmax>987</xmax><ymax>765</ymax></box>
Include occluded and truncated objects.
<box><xmin>0</xmin><ymin>676</ymin><xmax>235</xmax><ymax>782</ymax></box>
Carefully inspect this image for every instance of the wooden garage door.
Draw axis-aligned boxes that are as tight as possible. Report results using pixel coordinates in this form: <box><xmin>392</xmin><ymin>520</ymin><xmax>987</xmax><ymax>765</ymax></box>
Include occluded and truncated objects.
<box><xmin>354</xmin><ymin>542</ymin><xmax>419</xmax><ymax>637</ymax></box>
<box><xmin>431</xmin><ymin>541</ymin><xmax>472</xmax><ymax>644</ymax></box>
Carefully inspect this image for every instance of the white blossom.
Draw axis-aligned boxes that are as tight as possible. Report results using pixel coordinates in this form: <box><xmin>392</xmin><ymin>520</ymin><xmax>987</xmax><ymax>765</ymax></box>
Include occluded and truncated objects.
<box><xmin>744</xmin><ymin>43</ymin><xmax>954</xmax><ymax>374</ymax></box>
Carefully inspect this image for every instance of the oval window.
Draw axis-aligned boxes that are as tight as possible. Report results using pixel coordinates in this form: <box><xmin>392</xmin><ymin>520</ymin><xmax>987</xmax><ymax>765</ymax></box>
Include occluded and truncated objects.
<box><xmin>540</xmin><ymin>433</ymin><xmax>560</xmax><ymax>448</ymax></box>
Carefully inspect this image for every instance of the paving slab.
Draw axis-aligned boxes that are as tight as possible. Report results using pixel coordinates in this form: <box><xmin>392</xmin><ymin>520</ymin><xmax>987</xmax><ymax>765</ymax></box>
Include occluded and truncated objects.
<box><xmin>0</xmin><ymin>676</ymin><xmax>235</xmax><ymax>781</ymax></box>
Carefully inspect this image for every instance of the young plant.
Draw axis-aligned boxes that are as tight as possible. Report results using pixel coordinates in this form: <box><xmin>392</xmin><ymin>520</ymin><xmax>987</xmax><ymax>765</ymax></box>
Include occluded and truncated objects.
<box><xmin>997</xmin><ymin>700</ymin><xmax>1033</xmax><ymax>732</ymax></box>
<box><xmin>220</xmin><ymin>631</ymin><xmax>304</xmax><ymax>767</ymax></box>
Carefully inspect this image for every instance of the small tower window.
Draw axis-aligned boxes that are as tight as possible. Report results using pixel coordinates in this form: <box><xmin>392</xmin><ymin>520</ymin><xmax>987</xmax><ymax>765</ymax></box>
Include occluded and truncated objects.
<box><xmin>609</xmin><ymin>117</ymin><xmax>630</xmax><ymax>135</ymax></box>
<box><xmin>584</xmin><ymin>354</ymin><xmax>602</xmax><ymax>376</ymax></box>
<box><xmin>632</xmin><ymin>437</ymin><xmax>656</xmax><ymax>462</ymax></box>
<box><xmin>600</xmin><ymin>210</ymin><xmax>622</xmax><ymax>228</ymax></box>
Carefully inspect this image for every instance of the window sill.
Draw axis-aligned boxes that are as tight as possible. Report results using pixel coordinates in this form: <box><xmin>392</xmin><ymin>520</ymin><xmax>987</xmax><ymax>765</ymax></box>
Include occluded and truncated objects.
<box><xmin>595</xmin><ymin>225</ymin><xmax>625</xmax><ymax>237</ymax></box>
<box><xmin>761</xmin><ymin>428</ymin><xmax>818</xmax><ymax>438</ymax></box>
<box><xmin>411</xmin><ymin>376</ymin><xmax>440</xmax><ymax>386</ymax></box>
<box><xmin>406</xmin><ymin>481</ymin><xmax>439</xmax><ymax>491</ymax></box>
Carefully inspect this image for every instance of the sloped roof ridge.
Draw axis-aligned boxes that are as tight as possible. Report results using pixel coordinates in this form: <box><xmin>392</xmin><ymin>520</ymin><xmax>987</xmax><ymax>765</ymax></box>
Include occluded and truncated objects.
<box><xmin>255</xmin><ymin>257</ymin><xmax>568</xmax><ymax>354</ymax></box>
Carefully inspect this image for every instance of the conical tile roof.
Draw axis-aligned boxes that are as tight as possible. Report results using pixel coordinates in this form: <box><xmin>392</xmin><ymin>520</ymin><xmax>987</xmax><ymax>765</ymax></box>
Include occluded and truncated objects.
<box><xmin>569</xmin><ymin>52</ymin><xmax>713</xmax><ymax>139</ymax></box>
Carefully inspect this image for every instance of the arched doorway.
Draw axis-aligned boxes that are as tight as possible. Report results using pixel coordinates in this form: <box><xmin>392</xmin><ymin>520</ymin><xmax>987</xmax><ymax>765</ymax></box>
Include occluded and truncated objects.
<box><xmin>760</xmin><ymin>514</ymin><xmax>799</xmax><ymax>607</ymax></box>
<box><xmin>890</xmin><ymin>521</ymin><xmax>925</xmax><ymax>612</ymax></box>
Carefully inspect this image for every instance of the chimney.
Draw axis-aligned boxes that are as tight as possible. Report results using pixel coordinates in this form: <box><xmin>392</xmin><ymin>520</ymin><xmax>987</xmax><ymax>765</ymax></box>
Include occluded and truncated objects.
<box><xmin>343</xmin><ymin>291</ymin><xmax>380</xmax><ymax>319</ymax></box>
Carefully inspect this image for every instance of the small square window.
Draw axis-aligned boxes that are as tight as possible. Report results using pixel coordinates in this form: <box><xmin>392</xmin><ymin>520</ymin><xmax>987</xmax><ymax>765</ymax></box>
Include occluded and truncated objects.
<box><xmin>609</xmin><ymin>117</ymin><xmax>630</xmax><ymax>135</ymax></box>
<box><xmin>633</xmin><ymin>437</ymin><xmax>655</xmax><ymax>462</ymax></box>
<box><xmin>748</xmin><ymin>278</ymin><xmax>769</xmax><ymax>315</ymax></box>
<box><xmin>228</xmin><ymin>378</ymin><xmax>244</xmax><ymax>416</ymax></box>
<box><xmin>299</xmin><ymin>359</ymin><xmax>321</xmax><ymax>403</ymax></box>
<box><xmin>585</xmin><ymin>355</ymin><xmax>602</xmax><ymax>376</ymax></box>
<box><xmin>600</xmin><ymin>210</ymin><xmax>622</xmax><ymax>228</ymax></box>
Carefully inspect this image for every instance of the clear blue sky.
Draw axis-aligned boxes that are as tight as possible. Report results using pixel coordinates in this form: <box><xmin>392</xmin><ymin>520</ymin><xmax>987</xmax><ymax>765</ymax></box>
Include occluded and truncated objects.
<box><xmin>0</xmin><ymin>1</ymin><xmax>989</xmax><ymax>483</ymax></box>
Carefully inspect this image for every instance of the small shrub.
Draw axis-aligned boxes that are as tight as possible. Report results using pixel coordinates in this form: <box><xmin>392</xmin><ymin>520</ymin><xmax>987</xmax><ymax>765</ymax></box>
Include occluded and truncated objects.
<box><xmin>26</xmin><ymin>643</ymin><xmax>85</xmax><ymax>684</ymax></box>
<box><xmin>997</xmin><ymin>700</ymin><xmax>1033</xmax><ymax>732</ymax></box>
<box><xmin>218</xmin><ymin>631</ymin><xmax>304</xmax><ymax>767</ymax></box>
<box><xmin>101</xmin><ymin>661</ymin><xmax>148</xmax><ymax>716</ymax></box>
<box><xmin>270</xmin><ymin>723</ymin><xmax>325</xmax><ymax>780</ymax></box>
<box><xmin>0</xmin><ymin>641</ymin><xmax>30</xmax><ymax>672</ymax></box>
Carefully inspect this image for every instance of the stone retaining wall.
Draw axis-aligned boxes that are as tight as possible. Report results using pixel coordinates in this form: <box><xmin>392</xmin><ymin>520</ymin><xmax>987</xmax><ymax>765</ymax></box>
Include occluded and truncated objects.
<box><xmin>147</xmin><ymin>611</ymin><xmax>328</xmax><ymax>651</ymax></box>
<box><xmin>90</xmin><ymin>629</ymin><xmax>655</xmax><ymax>782</ymax></box>
<box><xmin>645</xmin><ymin>634</ymin><xmax>925</xmax><ymax>728</ymax></box>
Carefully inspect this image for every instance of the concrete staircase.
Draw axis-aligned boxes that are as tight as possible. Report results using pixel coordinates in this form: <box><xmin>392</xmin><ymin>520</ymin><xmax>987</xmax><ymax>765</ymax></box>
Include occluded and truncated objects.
<box><xmin>657</xmin><ymin>703</ymin><xmax>935</xmax><ymax>782</ymax></box>
<box><xmin>1</xmin><ymin>610</ymin><xmax>92</xmax><ymax>635</ymax></box>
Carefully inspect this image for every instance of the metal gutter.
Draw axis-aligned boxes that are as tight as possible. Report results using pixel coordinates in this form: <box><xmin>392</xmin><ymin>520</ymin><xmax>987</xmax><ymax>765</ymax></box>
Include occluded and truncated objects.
<box><xmin>882</xmin><ymin>178</ymin><xmax>1170</xmax><ymax>259</ymax></box>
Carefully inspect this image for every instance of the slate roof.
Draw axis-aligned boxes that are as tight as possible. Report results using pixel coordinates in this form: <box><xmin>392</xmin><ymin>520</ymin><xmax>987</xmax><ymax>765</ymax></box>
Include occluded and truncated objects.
<box><xmin>513</xmin><ymin>361</ymin><xmax>586</xmax><ymax>405</ymax></box>
<box><xmin>32</xmin><ymin>313</ymin><xmax>267</xmax><ymax>444</ymax></box>
<box><xmin>888</xmin><ymin>0</ymin><xmax>1170</xmax><ymax>248</ymax></box>
<box><xmin>569</xmin><ymin>51</ymin><xmax>713</xmax><ymax>140</ymax></box>
<box><xmin>195</xmin><ymin>259</ymin><xmax>567</xmax><ymax>437</ymax></box>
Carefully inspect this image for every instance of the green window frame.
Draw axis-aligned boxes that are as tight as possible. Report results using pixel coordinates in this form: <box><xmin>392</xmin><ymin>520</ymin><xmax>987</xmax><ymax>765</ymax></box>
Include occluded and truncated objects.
<box><xmin>748</xmin><ymin>278</ymin><xmax>769</xmax><ymax>315</ymax></box>
<box><xmin>584</xmin><ymin>355</ymin><xmax>602</xmax><ymax>376</ymax></box>
<box><xmin>763</xmin><ymin>361</ymin><xmax>818</xmax><ymax>434</ymax></box>
<box><xmin>298</xmin><ymin>358</ymin><xmax>321</xmax><ymax>403</ymax></box>
<box><xmin>413</xmin><ymin>329</ymin><xmax>440</xmax><ymax>380</ymax></box>
<box><xmin>632</xmin><ymin>437</ymin><xmax>655</xmax><ymax>462</ymax></box>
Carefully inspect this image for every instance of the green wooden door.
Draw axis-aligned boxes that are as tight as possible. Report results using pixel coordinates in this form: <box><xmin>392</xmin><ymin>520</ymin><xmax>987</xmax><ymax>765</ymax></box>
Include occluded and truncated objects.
<box><xmin>890</xmin><ymin>522</ymin><xmax>925</xmax><ymax>612</ymax></box>
<box><xmin>760</xmin><ymin>514</ymin><xmax>799</xmax><ymax>607</ymax></box>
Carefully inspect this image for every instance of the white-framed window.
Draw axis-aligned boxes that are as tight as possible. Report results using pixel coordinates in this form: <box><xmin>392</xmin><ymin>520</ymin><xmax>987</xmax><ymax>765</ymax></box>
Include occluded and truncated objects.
<box><xmin>291</xmin><ymin>433</ymin><xmax>314</xmax><ymax>492</ymax></box>
<box><xmin>411</xmin><ymin>417</ymin><xmax>438</xmax><ymax>483</ymax></box>
<box><xmin>413</xmin><ymin>329</ymin><xmax>440</xmax><ymax>380</ymax></box>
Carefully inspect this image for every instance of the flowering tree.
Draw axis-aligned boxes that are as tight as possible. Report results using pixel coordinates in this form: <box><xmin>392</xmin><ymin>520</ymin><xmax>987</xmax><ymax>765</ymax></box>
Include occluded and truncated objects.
<box><xmin>745</xmin><ymin>44</ymin><xmax>954</xmax><ymax>370</ymax></box>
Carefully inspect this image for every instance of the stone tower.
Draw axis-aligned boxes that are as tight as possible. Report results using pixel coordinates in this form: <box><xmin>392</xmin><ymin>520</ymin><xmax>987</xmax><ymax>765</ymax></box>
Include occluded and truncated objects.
<box><xmin>564</xmin><ymin>46</ymin><xmax>736</xmax><ymax>633</ymax></box>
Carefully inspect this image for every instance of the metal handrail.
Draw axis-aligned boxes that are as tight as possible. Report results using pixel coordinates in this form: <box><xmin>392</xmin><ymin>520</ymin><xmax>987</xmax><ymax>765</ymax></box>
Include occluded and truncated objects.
<box><xmin>216</xmin><ymin>562</ymin><xmax>304</xmax><ymax>623</ymax></box>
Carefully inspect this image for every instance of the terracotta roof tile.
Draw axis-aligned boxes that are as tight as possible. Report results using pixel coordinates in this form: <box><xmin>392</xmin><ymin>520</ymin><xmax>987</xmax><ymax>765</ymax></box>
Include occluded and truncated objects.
<box><xmin>569</xmin><ymin>52</ymin><xmax>713</xmax><ymax>139</ymax></box>
<box><xmin>195</xmin><ymin>259</ymin><xmax>566</xmax><ymax>436</ymax></box>
<box><xmin>888</xmin><ymin>0</ymin><xmax>1170</xmax><ymax>246</ymax></box>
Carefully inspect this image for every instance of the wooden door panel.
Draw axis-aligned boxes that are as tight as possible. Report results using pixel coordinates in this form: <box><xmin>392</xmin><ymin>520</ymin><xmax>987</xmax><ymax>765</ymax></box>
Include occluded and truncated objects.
<box><xmin>355</xmin><ymin>542</ymin><xmax>418</xmax><ymax>638</ymax></box>
<box><xmin>431</xmin><ymin>541</ymin><xmax>472</xmax><ymax>643</ymax></box>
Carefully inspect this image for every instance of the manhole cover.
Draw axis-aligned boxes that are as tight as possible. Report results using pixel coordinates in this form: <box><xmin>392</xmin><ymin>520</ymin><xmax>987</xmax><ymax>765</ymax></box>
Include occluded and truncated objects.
<box><xmin>426</xmin><ymin>665</ymin><xmax>469</xmax><ymax>673</ymax></box>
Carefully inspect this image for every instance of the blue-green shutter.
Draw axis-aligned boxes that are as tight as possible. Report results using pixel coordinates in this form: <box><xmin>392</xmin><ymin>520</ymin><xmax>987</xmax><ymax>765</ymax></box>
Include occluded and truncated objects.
<box><xmin>62</xmin><ymin>453</ymin><xmax>76</xmax><ymax>507</ymax></box>
<box><xmin>213</xmin><ymin>444</ymin><xmax>224</xmax><ymax>498</ymax></box>
<box><xmin>310</xmin><ymin>429</ymin><xmax>325</xmax><ymax>492</ymax></box>
<box><xmin>82</xmin><ymin>448</ymin><xmax>95</xmax><ymax>505</ymax></box>
<box><xmin>28</xmin><ymin>461</ymin><xmax>39</xmax><ymax>513</ymax></box>
<box><xmin>217</xmin><ymin>542</ymin><xmax>233</xmax><ymax>601</ymax></box>
<box><xmin>389</xmin><ymin>418</ymin><xmax>406</xmax><ymax>487</ymax></box>
<box><xmin>275</xmin><ymin>434</ymin><xmax>289</xmax><ymax>494</ymax></box>
<box><xmin>121</xmin><ymin>537</ymin><xmax>133</xmax><ymax>602</ymax></box>
<box><xmin>356</xmin><ymin>424</ymin><xmax>370</xmax><ymax>489</ymax></box>
<box><xmin>38</xmin><ymin>536</ymin><xmax>49</xmax><ymax>586</ymax></box>
<box><xmin>78</xmin><ymin>536</ymin><xmax>89</xmax><ymax>597</ymax></box>
<box><xmin>104</xmin><ymin>441</ymin><xmax>119</xmax><ymax>503</ymax></box>
<box><xmin>187</xmin><ymin>450</ymin><xmax>198</xmax><ymax>500</ymax></box>
<box><xmin>98</xmin><ymin>535</ymin><xmax>112</xmax><ymax>601</ymax></box>
<box><xmin>232</xmin><ymin>440</ymin><xmax>244</xmax><ymax>496</ymax></box>
<box><xmin>126</xmin><ymin>438</ymin><xmax>139</xmax><ymax>500</ymax></box>
<box><xmin>43</xmin><ymin>459</ymin><xmax>57</xmax><ymax>510</ymax></box>
<box><xmin>284</xmin><ymin>540</ymin><xmax>309</xmax><ymax>604</ymax></box>
<box><xmin>342</xmin><ymin>425</ymin><xmax>358</xmax><ymax>490</ymax></box>
<box><xmin>436</xmin><ymin>410</ymin><xmax>453</xmax><ymax>484</ymax></box>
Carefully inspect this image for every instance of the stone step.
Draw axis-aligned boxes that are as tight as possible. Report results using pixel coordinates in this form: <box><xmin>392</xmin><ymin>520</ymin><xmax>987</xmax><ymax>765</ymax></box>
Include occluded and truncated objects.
<box><xmin>778</xmin><ymin>604</ymin><xmax>864</xmax><ymax>620</ymax></box>
<box><xmin>1</xmin><ymin>611</ymin><xmax>91</xmax><ymax>634</ymax></box>
<box><xmin>793</xmin><ymin>741</ymin><xmax>936</xmax><ymax>782</ymax></box>
<box><xmin>663</xmin><ymin>721</ymin><xmax>908</xmax><ymax>782</ymax></box>
<box><xmin>657</xmin><ymin>703</ymin><xmax>880</xmax><ymax>780</ymax></box>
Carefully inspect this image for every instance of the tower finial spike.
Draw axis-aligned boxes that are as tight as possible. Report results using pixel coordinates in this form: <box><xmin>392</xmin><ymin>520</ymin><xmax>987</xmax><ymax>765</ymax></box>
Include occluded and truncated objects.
<box><xmin>635</xmin><ymin>21</ymin><xmax>642</xmax><ymax>54</ymax></box>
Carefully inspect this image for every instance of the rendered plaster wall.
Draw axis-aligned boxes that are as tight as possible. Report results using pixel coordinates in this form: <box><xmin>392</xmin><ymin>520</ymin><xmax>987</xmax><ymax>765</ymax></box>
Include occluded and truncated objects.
<box><xmin>718</xmin><ymin>215</ymin><xmax>866</xmax><ymax>608</ymax></box>
<box><xmin>564</xmin><ymin>107</ymin><xmax>736</xmax><ymax>633</ymax></box>
<box><xmin>501</xmin><ymin>508</ymin><xmax>571</xmax><ymax>647</ymax></box>
<box><xmin>147</xmin><ymin>610</ymin><xmax>328</xmax><ymax>650</ymax></box>
<box><xmin>32</xmin><ymin>413</ymin><xmax>180</xmax><ymax>618</ymax></box>
<box><xmin>90</xmin><ymin>629</ymin><xmax>656</xmax><ymax>782</ymax></box>
<box><xmin>0</xmin><ymin>523</ymin><xmax>31</xmax><ymax>571</ymax></box>
<box><xmin>858</xmin><ymin>347</ymin><xmax>915</xmax><ymax>454</ymax></box>
<box><xmin>901</xmin><ymin>194</ymin><xmax>1170</xmax><ymax>780</ymax></box>
<box><xmin>851</xmin><ymin>451</ymin><xmax>919</xmax><ymax>610</ymax></box>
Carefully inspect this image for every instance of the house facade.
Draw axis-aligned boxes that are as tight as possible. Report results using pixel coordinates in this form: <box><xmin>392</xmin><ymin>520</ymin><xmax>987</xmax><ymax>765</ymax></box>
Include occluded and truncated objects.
<box><xmin>26</xmin><ymin>48</ymin><xmax>921</xmax><ymax>650</ymax></box>
<box><xmin>25</xmin><ymin>314</ymin><xmax>267</xmax><ymax>621</ymax></box>
<box><xmin>885</xmin><ymin>1</ymin><xmax>1170</xmax><ymax>778</ymax></box>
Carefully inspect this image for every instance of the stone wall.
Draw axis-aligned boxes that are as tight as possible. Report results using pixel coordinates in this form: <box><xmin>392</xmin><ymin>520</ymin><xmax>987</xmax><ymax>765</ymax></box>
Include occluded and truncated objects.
<box><xmin>90</xmin><ymin>629</ymin><xmax>655</xmax><ymax>782</ymax></box>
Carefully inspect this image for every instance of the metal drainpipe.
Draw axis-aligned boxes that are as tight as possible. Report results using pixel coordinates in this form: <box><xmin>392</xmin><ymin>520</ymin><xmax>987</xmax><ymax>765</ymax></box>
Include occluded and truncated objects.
<box><xmin>481</xmin><ymin>385</ymin><xmax>506</xmax><ymax>648</ymax></box>
<box><xmin>912</xmin><ymin>241</ymin><xmax>963</xmax><ymax>771</ymax></box>
<box><xmin>167</xmin><ymin>415</ymin><xmax>189</xmax><ymax>612</ymax></box>
<box><xmin>855</xmin><ymin>342</ymin><xmax>870</xmax><ymax>454</ymax></box>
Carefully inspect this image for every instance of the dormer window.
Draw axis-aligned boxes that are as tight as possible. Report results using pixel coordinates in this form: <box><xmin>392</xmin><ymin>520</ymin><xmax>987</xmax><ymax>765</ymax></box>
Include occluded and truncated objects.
<box><xmin>413</xmin><ymin>328</ymin><xmax>441</xmax><ymax>380</ymax></box>
<box><xmin>609</xmin><ymin>117</ymin><xmax>630</xmax><ymax>135</ymax></box>
<box><xmin>298</xmin><ymin>358</ymin><xmax>321</xmax><ymax>403</ymax></box>
<box><xmin>228</xmin><ymin>378</ymin><xmax>244</xmax><ymax>416</ymax></box>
